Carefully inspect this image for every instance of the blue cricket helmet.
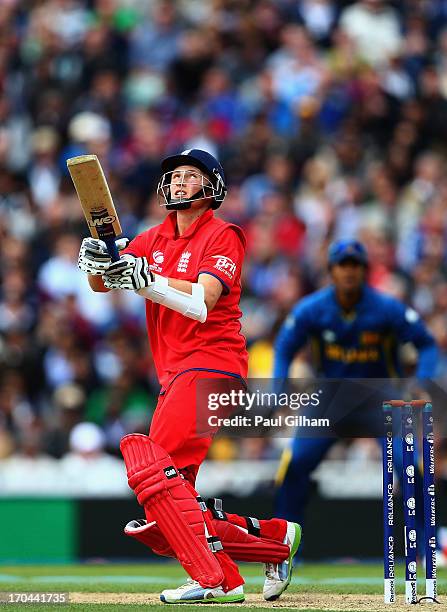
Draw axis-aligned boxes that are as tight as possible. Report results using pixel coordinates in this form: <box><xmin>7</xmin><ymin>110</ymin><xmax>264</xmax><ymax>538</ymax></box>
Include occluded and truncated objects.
<box><xmin>160</xmin><ymin>149</ymin><xmax>227</xmax><ymax>210</ymax></box>
<box><xmin>328</xmin><ymin>239</ymin><xmax>369</xmax><ymax>266</ymax></box>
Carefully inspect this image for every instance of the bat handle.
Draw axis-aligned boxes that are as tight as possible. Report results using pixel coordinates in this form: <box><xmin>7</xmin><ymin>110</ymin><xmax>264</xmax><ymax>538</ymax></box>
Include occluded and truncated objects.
<box><xmin>103</xmin><ymin>237</ymin><xmax>121</xmax><ymax>262</ymax></box>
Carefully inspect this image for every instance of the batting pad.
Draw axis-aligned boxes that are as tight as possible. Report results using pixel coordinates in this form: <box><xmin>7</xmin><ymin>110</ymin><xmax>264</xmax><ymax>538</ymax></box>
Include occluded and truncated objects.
<box><xmin>120</xmin><ymin>434</ymin><xmax>224</xmax><ymax>588</ymax></box>
<box><xmin>215</xmin><ymin>520</ymin><xmax>289</xmax><ymax>563</ymax></box>
<box><xmin>125</xmin><ymin>518</ymin><xmax>289</xmax><ymax>563</ymax></box>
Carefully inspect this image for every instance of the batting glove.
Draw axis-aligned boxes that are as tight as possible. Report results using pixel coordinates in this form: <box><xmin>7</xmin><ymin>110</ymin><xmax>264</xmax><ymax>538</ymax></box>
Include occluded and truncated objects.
<box><xmin>103</xmin><ymin>255</ymin><xmax>154</xmax><ymax>290</ymax></box>
<box><xmin>78</xmin><ymin>237</ymin><xmax>129</xmax><ymax>275</ymax></box>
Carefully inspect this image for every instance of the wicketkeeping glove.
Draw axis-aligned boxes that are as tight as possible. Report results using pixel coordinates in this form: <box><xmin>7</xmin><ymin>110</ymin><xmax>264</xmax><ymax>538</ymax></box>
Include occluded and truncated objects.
<box><xmin>78</xmin><ymin>237</ymin><xmax>129</xmax><ymax>275</ymax></box>
<box><xmin>102</xmin><ymin>255</ymin><xmax>154</xmax><ymax>290</ymax></box>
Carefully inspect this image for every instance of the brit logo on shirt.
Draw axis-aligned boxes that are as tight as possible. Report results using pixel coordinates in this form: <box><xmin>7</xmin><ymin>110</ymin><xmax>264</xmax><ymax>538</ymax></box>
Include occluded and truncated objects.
<box><xmin>177</xmin><ymin>251</ymin><xmax>191</xmax><ymax>273</ymax></box>
<box><xmin>211</xmin><ymin>254</ymin><xmax>236</xmax><ymax>279</ymax></box>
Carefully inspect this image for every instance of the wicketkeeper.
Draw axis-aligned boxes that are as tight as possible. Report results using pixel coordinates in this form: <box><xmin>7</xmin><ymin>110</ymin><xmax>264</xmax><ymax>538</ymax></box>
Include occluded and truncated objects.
<box><xmin>78</xmin><ymin>149</ymin><xmax>301</xmax><ymax>604</ymax></box>
<box><xmin>274</xmin><ymin>239</ymin><xmax>438</xmax><ymax>539</ymax></box>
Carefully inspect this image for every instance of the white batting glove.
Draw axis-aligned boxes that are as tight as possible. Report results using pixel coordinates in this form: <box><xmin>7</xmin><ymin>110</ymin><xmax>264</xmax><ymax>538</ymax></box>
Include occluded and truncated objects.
<box><xmin>78</xmin><ymin>237</ymin><xmax>129</xmax><ymax>275</ymax></box>
<box><xmin>103</xmin><ymin>255</ymin><xmax>154</xmax><ymax>290</ymax></box>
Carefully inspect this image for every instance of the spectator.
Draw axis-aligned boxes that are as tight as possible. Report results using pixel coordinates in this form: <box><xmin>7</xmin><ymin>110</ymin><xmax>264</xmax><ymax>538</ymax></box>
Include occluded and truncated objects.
<box><xmin>59</xmin><ymin>421</ymin><xmax>128</xmax><ymax>495</ymax></box>
<box><xmin>339</xmin><ymin>0</ymin><xmax>402</xmax><ymax>67</ymax></box>
<box><xmin>0</xmin><ymin>0</ymin><xmax>446</xmax><ymax>477</ymax></box>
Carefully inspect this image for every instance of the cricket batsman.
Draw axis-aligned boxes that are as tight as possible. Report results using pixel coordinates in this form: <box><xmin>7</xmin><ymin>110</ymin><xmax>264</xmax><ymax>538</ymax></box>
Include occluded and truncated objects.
<box><xmin>77</xmin><ymin>149</ymin><xmax>301</xmax><ymax>603</ymax></box>
<box><xmin>274</xmin><ymin>239</ymin><xmax>438</xmax><ymax>530</ymax></box>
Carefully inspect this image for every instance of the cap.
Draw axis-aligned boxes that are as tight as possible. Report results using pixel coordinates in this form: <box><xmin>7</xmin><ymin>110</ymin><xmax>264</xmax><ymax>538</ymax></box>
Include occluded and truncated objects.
<box><xmin>328</xmin><ymin>239</ymin><xmax>368</xmax><ymax>266</ymax></box>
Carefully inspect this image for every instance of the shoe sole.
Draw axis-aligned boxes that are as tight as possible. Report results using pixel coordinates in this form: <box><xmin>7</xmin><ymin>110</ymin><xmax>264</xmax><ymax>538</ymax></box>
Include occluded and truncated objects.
<box><xmin>264</xmin><ymin>522</ymin><xmax>302</xmax><ymax>602</ymax></box>
<box><xmin>160</xmin><ymin>594</ymin><xmax>245</xmax><ymax>604</ymax></box>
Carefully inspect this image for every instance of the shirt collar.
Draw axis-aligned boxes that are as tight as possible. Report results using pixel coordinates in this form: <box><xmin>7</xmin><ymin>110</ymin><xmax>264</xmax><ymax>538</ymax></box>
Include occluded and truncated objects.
<box><xmin>158</xmin><ymin>208</ymin><xmax>214</xmax><ymax>239</ymax></box>
<box><xmin>330</xmin><ymin>284</ymin><xmax>368</xmax><ymax>312</ymax></box>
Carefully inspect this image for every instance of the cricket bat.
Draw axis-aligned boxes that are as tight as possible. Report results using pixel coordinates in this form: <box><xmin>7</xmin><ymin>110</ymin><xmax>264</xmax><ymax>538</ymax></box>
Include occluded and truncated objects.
<box><xmin>67</xmin><ymin>154</ymin><xmax>122</xmax><ymax>261</ymax></box>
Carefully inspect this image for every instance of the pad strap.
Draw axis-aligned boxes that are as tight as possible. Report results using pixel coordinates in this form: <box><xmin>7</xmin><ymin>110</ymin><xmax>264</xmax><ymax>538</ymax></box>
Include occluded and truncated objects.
<box><xmin>207</xmin><ymin>535</ymin><xmax>224</xmax><ymax>553</ymax></box>
<box><xmin>200</xmin><ymin>497</ymin><xmax>223</xmax><ymax>552</ymax></box>
<box><xmin>196</xmin><ymin>495</ymin><xmax>208</xmax><ymax>512</ymax></box>
<box><xmin>244</xmin><ymin>516</ymin><xmax>261</xmax><ymax>537</ymax></box>
<box><xmin>207</xmin><ymin>498</ymin><xmax>228</xmax><ymax>521</ymax></box>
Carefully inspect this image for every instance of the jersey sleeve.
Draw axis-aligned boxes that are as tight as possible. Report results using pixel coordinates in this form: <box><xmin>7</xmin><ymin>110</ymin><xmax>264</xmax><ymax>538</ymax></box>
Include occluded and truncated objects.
<box><xmin>388</xmin><ymin>299</ymin><xmax>439</xmax><ymax>378</ymax></box>
<box><xmin>198</xmin><ymin>227</ymin><xmax>245</xmax><ymax>294</ymax></box>
<box><xmin>274</xmin><ymin>300</ymin><xmax>314</xmax><ymax>384</ymax></box>
<box><xmin>120</xmin><ymin>231</ymin><xmax>151</xmax><ymax>258</ymax></box>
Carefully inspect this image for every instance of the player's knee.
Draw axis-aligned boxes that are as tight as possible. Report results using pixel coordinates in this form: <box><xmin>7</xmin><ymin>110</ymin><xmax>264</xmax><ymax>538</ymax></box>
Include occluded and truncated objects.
<box><xmin>120</xmin><ymin>433</ymin><xmax>224</xmax><ymax>588</ymax></box>
<box><xmin>120</xmin><ymin>434</ymin><xmax>180</xmax><ymax>506</ymax></box>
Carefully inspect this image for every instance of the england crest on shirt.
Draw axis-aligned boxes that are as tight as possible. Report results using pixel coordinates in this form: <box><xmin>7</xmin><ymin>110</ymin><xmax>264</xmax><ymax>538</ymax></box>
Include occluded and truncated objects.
<box><xmin>177</xmin><ymin>251</ymin><xmax>191</xmax><ymax>273</ymax></box>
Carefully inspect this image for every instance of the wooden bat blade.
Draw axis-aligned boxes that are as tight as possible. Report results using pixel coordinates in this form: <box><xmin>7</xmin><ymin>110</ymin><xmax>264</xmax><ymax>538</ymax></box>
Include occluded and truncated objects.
<box><xmin>67</xmin><ymin>154</ymin><xmax>122</xmax><ymax>241</ymax></box>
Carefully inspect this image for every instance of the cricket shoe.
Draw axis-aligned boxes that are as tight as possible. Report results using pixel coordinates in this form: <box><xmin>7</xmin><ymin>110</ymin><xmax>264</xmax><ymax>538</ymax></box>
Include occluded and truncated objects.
<box><xmin>263</xmin><ymin>521</ymin><xmax>302</xmax><ymax>601</ymax></box>
<box><xmin>160</xmin><ymin>578</ymin><xmax>245</xmax><ymax>604</ymax></box>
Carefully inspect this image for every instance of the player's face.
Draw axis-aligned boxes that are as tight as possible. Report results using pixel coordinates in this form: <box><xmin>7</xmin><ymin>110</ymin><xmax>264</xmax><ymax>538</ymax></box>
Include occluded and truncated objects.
<box><xmin>170</xmin><ymin>165</ymin><xmax>211</xmax><ymax>203</ymax></box>
<box><xmin>331</xmin><ymin>259</ymin><xmax>365</xmax><ymax>292</ymax></box>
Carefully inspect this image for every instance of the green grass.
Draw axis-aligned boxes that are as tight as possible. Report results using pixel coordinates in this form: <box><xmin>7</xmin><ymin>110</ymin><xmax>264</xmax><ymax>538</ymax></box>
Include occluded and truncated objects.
<box><xmin>0</xmin><ymin>562</ymin><xmax>444</xmax><ymax>610</ymax></box>
<box><xmin>0</xmin><ymin>561</ymin><xmax>445</xmax><ymax>594</ymax></box>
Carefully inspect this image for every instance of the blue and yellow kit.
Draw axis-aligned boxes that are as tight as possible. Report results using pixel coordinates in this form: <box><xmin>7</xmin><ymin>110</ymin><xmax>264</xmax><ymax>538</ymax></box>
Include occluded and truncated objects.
<box><xmin>273</xmin><ymin>283</ymin><xmax>438</xmax><ymax>526</ymax></box>
<box><xmin>274</xmin><ymin>284</ymin><xmax>438</xmax><ymax>380</ymax></box>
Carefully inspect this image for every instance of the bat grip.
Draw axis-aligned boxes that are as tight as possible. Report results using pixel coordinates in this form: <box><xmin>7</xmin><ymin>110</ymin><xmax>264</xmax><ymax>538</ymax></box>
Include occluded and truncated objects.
<box><xmin>103</xmin><ymin>237</ymin><xmax>120</xmax><ymax>262</ymax></box>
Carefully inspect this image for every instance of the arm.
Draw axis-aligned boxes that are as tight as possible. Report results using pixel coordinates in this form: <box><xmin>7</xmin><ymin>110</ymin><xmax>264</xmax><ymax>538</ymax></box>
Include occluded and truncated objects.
<box><xmin>390</xmin><ymin>301</ymin><xmax>439</xmax><ymax>379</ymax></box>
<box><xmin>274</xmin><ymin>303</ymin><xmax>313</xmax><ymax>386</ymax></box>
<box><xmin>103</xmin><ymin>263</ymin><xmax>222</xmax><ymax>322</ymax></box>
<box><xmin>168</xmin><ymin>274</ymin><xmax>222</xmax><ymax>312</ymax></box>
<box><xmin>416</xmin><ymin>344</ymin><xmax>438</xmax><ymax>379</ymax></box>
<box><xmin>103</xmin><ymin>226</ymin><xmax>242</xmax><ymax>321</ymax></box>
<box><xmin>88</xmin><ymin>273</ymin><xmax>222</xmax><ymax>308</ymax></box>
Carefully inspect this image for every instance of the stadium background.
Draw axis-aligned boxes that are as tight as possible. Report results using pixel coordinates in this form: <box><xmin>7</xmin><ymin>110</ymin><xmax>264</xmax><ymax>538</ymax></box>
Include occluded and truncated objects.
<box><xmin>0</xmin><ymin>0</ymin><xmax>447</xmax><ymax>563</ymax></box>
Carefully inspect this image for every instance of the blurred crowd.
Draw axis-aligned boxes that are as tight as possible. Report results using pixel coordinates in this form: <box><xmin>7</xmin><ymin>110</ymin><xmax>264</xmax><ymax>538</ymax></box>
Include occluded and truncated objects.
<box><xmin>1</xmin><ymin>0</ymin><xmax>447</xmax><ymax>473</ymax></box>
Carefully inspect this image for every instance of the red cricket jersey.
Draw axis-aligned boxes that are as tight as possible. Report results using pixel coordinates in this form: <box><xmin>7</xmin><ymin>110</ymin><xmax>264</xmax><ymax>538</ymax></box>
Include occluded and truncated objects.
<box><xmin>123</xmin><ymin>209</ymin><xmax>248</xmax><ymax>388</ymax></box>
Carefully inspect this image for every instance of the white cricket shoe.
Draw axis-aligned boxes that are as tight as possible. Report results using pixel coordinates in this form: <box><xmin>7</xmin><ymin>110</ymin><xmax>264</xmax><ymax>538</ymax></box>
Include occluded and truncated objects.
<box><xmin>160</xmin><ymin>578</ymin><xmax>245</xmax><ymax>604</ymax></box>
<box><xmin>263</xmin><ymin>521</ymin><xmax>302</xmax><ymax>601</ymax></box>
